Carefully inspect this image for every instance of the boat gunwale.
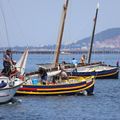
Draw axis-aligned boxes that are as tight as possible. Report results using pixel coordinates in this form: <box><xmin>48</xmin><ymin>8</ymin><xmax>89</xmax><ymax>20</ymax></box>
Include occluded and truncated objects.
<box><xmin>0</xmin><ymin>82</ymin><xmax>23</xmax><ymax>91</ymax></box>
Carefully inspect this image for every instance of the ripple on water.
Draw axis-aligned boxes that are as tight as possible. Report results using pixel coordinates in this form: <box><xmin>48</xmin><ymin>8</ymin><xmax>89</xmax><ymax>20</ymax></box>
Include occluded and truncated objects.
<box><xmin>0</xmin><ymin>80</ymin><xmax>120</xmax><ymax>120</ymax></box>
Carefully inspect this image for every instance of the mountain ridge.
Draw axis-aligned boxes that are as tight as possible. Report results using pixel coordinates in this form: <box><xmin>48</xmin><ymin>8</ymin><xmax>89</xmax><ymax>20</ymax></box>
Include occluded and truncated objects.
<box><xmin>66</xmin><ymin>27</ymin><xmax>120</xmax><ymax>50</ymax></box>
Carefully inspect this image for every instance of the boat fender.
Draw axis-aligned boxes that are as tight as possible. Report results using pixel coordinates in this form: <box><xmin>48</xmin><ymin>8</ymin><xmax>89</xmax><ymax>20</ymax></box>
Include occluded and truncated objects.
<box><xmin>0</xmin><ymin>81</ymin><xmax>7</xmax><ymax>88</ymax></box>
<box><xmin>9</xmin><ymin>81</ymin><xmax>15</xmax><ymax>87</ymax></box>
<box><xmin>83</xmin><ymin>90</ymin><xmax>88</xmax><ymax>96</ymax></box>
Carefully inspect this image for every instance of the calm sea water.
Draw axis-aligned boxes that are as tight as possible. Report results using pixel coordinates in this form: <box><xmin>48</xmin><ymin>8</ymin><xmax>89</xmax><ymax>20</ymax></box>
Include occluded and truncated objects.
<box><xmin>0</xmin><ymin>53</ymin><xmax>120</xmax><ymax>120</ymax></box>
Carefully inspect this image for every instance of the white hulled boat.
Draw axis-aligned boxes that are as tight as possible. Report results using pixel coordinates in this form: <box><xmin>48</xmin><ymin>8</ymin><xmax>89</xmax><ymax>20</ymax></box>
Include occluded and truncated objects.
<box><xmin>0</xmin><ymin>49</ymin><xmax>28</xmax><ymax>104</ymax></box>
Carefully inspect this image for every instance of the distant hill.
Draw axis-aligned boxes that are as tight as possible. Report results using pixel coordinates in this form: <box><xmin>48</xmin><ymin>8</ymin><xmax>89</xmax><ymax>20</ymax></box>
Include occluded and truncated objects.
<box><xmin>1</xmin><ymin>28</ymin><xmax>120</xmax><ymax>51</ymax></box>
<box><xmin>65</xmin><ymin>28</ymin><xmax>120</xmax><ymax>50</ymax></box>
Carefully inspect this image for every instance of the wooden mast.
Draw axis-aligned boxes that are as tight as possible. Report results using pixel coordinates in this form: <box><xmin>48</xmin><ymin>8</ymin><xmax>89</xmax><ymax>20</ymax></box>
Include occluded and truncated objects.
<box><xmin>54</xmin><ymin>0</ymin><xmax>69</xmax><ymax>67</ymax></box>
<box><xmin>88</xmin><ymin>3</ymin><xmax>99</xmax><ymax>64</ymax></box>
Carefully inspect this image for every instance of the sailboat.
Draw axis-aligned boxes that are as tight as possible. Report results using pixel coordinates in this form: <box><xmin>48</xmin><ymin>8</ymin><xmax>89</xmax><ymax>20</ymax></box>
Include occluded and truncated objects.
<box><xmin>16</xmin><ymin>0</ymin><xmax>95</xmax><ymax>96</ymax></box>
<box><xmin>0</xmin><ymin>1</ymin><xmax>29</xmax><ymax>103</ymax></box>
<box><xmin>66</xmin><ymin>63</ymin><xmax>119</xmax><ymax>79</ymax></box>
<box><xmin>0</xmin><ymin>49</ymin><xmax>28</xmax><ymax>103</ymax></box>
<box><xmin>65</xmin><ymin>3</ymin><xmax>119</xmax><ymax>79</ymax></box>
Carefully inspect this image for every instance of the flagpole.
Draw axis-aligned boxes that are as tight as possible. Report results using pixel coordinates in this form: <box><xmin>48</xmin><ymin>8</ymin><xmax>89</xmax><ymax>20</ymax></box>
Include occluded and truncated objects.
<box><xmin>88</xmin><ymin>3</ymin><xmax>99</xmax><ymax>64</ymax></box>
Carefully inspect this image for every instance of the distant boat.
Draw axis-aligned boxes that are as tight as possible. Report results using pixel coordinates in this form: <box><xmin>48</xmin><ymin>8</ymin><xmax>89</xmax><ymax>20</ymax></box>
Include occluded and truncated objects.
<box><xmin>0</xmin><ymin>49</ymin><xmax>28</xmax><ymax>104</ymax></box>
<box><xmin>61</xmin><ymin>51</ymin><xmax>71</xmax><ymax>55</ymax></box>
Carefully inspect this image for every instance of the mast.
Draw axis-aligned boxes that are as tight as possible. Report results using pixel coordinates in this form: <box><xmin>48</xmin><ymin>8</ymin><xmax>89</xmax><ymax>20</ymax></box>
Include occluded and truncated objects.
<box><xmin>88</xmin><ymin>3</ymin><xmax>99</xmax><ymax>64</ymax></box>
<box><xmin>54</xmin><ymin>0</ymin><xmax>69</xmax><ymax>67</ymax></box>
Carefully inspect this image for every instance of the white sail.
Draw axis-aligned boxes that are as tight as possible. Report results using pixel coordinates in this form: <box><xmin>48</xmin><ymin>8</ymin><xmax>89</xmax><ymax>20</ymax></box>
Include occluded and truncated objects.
<box><xmin>15</xmin><ymin>49</ymin><xmax>29</xmax><ymax>75</ymax></box>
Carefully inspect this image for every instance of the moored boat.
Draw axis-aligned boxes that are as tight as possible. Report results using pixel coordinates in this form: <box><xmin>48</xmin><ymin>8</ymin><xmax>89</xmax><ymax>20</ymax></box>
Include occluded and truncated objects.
<box><xmin>37</xmin><ymin>62</ymin><xmax>119</xmax><ymax>79</ymax></box>
<box><xmin>66</xmin><ymin>64</ymin><xmax>119</xmax><ymax>79</ymax></box>
<box><xmin>0</xmin><ymin>49</ymin><xmax>28</xmax><ymax>104</ymax></box>
<box><xmin>17</xmin><ymin>74</ymin><xmax>95</xmax><ymax>96</ymax></box>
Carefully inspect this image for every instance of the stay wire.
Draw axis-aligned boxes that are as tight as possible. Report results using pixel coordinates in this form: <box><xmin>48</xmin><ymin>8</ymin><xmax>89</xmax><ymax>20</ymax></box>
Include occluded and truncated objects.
<box><xmin>0</xmin><ymin>0</ymin><xmax>11</xmax><ymax>48</ymax></box>
<box><xmin>7</xmin><ymin>0</ymin><xmax>30</xmax><ymax>48</ymax></box>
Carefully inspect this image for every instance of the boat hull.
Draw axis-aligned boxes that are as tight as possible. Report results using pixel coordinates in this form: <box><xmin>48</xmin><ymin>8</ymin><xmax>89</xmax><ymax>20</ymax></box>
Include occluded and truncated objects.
<box><xmin>0</xmin><ymin>76</ymin><xmax>24</xmax><ymax>104</ymax></box>
<box><xmin>67</xmin><ymin>67</ymin><xmax>119</xmax><ymax>79</ymax></box>
<box><xmin>17</xmin><ymin>78</ymin><xmax>95</xmax><ymax>96</ymax></box>
<box><xmin>0</xmin><ymin>85</ymin><xmax>22</xmax><ymax>104</ymax></box>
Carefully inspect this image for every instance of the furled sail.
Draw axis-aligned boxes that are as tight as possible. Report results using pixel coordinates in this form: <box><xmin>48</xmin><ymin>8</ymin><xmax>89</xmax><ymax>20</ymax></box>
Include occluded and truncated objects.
<box><xmin>15</xmin><ymin>49</ymin><xmax>29</xmax><ymax>75</ymax></box>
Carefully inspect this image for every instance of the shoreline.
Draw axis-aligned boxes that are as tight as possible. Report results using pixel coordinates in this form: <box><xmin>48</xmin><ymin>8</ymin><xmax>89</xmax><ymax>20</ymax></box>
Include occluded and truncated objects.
<box><xmin>0</xmin><ymin>50</ymin><xmax>120</xmax><ymax>54</ymax></box>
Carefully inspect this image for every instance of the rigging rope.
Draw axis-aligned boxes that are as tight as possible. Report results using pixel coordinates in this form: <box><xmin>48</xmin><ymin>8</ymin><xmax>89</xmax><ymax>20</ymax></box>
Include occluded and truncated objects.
<box><xmin>0</xmin><ymin>0</ymin><xmax>11</xmax><ymax>48</ymax></box>
<box><xmin>7</xmin><ymin>0</ymin><xmax>30</xmax><ymax>48</ymax></box>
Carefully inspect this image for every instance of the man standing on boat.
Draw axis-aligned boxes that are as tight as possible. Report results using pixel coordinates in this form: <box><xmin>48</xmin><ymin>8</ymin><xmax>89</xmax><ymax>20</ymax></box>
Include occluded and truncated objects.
<box><xmin>72</xmin><ymin>58</ymin><xmax>78</xmax><ymax>72</ymax></box>
<box><xmin>80</xmin><ymin>54</ymin><xmax>86</xmax><ymax>65</ymax></box>
<box><xmin>1</xmin><ymin>49</ymin><xmax>15</xmax><ymax>76</ymax></box>
<box><xmin>38</xmin><ymin>67</ymin><xmax>48</xmax><ymax>85</ymax></box>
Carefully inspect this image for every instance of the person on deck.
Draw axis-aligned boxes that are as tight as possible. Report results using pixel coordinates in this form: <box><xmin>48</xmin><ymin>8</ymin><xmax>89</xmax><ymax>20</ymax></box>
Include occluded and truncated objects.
<box><xmin>58</xmin><ymin>62</ymin><xmax>68</xmax><ymax>80</ymax></box>
<box><xmin>38</xmin><ymin>67</ymin><xmax>48</xmax><ymax>85</ymax></box>
<box><xmin>1</xmin><ymin>49</ymin><xmax>15</xmax><ymax>77</ymax></box>
<box><xmin>72</xmin><ymin>58</ymin><xmax>78</xmax><ymax>72</ymax></box>
<box><xmin>116</xmin><ymin>61</ymin><xmax>119</xmax><ymax>67</ymax></box>
<box><xmin>80</xmin><ymin>55</ymin><xmax>86</xmax><ymax>65</ymax></box>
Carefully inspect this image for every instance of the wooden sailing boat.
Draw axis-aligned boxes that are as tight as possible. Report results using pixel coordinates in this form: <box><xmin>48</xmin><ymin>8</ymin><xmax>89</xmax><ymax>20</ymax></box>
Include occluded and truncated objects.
<box><xmin>0</xmin><ymin>49</ymin><xmax>28</xmax><ymax>103</ymax></box>
<box><xmin>66</xmin><ymin>3</ymin><xmax>119</xmax><ymax>79</ymax></box>
<box><xmin>16</xmin><ymin>0</ymin><xmax>95</xmax><ymax>96</ymax></box>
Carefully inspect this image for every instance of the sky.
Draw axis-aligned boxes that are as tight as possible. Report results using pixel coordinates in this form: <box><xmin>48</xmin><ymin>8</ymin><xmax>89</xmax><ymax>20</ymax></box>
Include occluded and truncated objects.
<box><xmin>0</xmin><ymin>0</ymin><xmax>120</xmax><ymax>47</ymax></box>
